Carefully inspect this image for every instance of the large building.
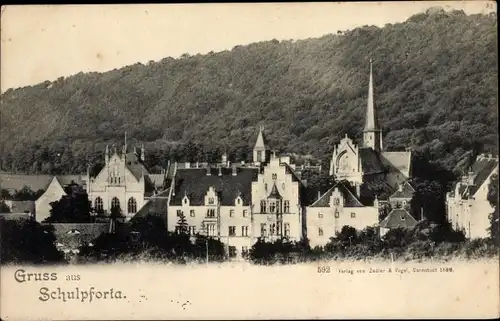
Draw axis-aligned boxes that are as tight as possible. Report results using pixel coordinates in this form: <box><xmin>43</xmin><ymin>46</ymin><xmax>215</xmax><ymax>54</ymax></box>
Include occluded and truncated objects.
<box><xmin>446</xmin><ymin>154</ymin><xmax>498</xmax><ymax>239</ymax></box>
<box><xmin>85</xmin><ymin>143</ymin><xmax>166</xmax><ymax>221</ymax></box>
<box><xmin>328</xmin><ymin>60</ymin><xmax>412</xmax><ymax>198</ymax></box>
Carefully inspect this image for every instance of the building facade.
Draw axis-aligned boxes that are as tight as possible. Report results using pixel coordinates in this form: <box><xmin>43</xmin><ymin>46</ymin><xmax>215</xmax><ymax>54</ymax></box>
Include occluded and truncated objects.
<box><xmin>446</xmin><ymin>154</ymin><xmax>498</xmax><ymax>239</ymax></box>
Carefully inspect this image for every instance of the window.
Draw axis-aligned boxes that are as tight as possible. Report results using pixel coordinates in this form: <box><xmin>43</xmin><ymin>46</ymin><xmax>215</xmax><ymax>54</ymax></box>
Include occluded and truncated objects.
<box><xmin>242</xmin><ymin>246</ymin><xmax>249</xmax><ymax>257</ymax></box>
<box><xmin>228</xmin><ymin>246</ymin><xmax>237</xmax><ymax>258</ymax></box>
<box><xmin>230</xmin><ymin>209</ymin><xmax>234</xmax><ymax>217</ymax></box>
<box><xmin>318</xmin><ymin>212</ymin><xmax>323</xmax><ymax>218</ymax></box>
<box><xmin>260</xmin><ymin>200</ymin><xmax>267</xmax><ymax>213</ymax></box>
<box><xmin>257</xmin><ymin>151</ymin><xmax>262</xmax><ymax>161</ymax></box>
<box><xmin>282</xmin><ymin>183</ymin><xmax>285</xmax><ymax>190</ymax></box>
<box><xmin>243</xmin><ymin>210</ymin><xmax>248</xmax><ymax>217</ymax></box>
<box><xmin>237</xmin><ymin>198</ymin><xmax>240</xmax><ymax>205</ymax></box>
<box><xmin>177</xmin><ymin>210</ymin><xmax>183</xmax><ymax>217</ymax></box>
<box><xmin>334</xmin><ymin>198</ymin><xmax>340</xmax><ymax>205</ymax></box>
<box><xmin>118</xmin><ymin>177</ymin><xmax>121</xmax><ymax>184</ymax></box>
<box><xmin>184</xmin><ymin>198</ymin><xmax>188</xmax><ymax>204</ymax></box>
<box><xmin>189</xmin><ymin>226</ymin><xmax>196</xmax><ymax>235</ymax></box>
<box><xmin>241</xmin><ymin>226</ymin><xmax>249</xmax><ymax>236</ymax></box>
<box><xmin>260</xmin><ymin>223</ymin><xmax>267</xmax><ymax>237</ymax></box>
<box><xmin>284</xmin><ymin>223</ymin><xmax>290</xmax><ymax>237</ymax></box>
<box><xmin>272</xmin><ymin>173</ymin><xmax>277</xmax><ymax>180</ymax></box>
<box><xmin>269</xmin><ymin>202</ymin><xmax>276</xmax><ymax>213</ymax></box>
<box><xmin>111</xmin><ymin>197</ymin><xmax>120</xmax><ymax>210</ymax></box>
<box><xmin>270</xmin><ymin>223</ymin><xmax>276</xmax><ymax>235</ymax></box>
<box><xmin>318</xmin><ymin>228</ymin><xmax>324</xmax><ymax>236</ymax></box>
<box><xmin>127</xmin><ymin>197</ymin><xmax>137</xmax><ymax>214</ymax></box>
<box><xmin>208</xmin><ymin>197</ymin><xmax>215</xmax><ymax>205</ymax></box>
<box><xmin>284</xmin><ymin>201</ymin><xmax>290</xmax><ymax>213</ymax></box>
<box><xmin>94</xmin><ymin>197</ymin><xmax>103</xmax><ymax>213</ymax></box>
<box><xmin>351</xmin><ymin>212</ymin><xmax>356</xmax><ymax>218</ymax></box>
<box><xmin>265</xmin><ymin>183</ymin><xmax>268</xmax><ymax>191</ymax></box>
<box><xmin>401</xmin><ymin>215</ymin><xmax>406</xmax><ymax>221</ymax></box>
<box><xmin>190</xmin><ymin>210</ymin><xmax>195</xmax><ymax>217</ymax></box>
<box><xmin>207</xmin><ymin>209</ymin><xmax>216</xmax><ymax>218</ymax></box>
<box><xmin>207</xmin><ymin>224</ymin><xmax>216</xmax><ymax>236</ymax></box>
<box><xmin>334</xmin><ymin>211</ymin><xmax>340</xmax><ymax>218</ymax></box>
<box><xmin>229</xmin><ymin>226</ymin><xmax>236</xmax><ymax>236</ymax></box>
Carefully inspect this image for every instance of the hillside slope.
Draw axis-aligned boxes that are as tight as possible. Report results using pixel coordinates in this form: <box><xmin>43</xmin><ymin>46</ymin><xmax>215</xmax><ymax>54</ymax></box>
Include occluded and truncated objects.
<box><xmin>0</xmin><ymin>8</ymin><xmax>497</xmax><ymax>175</ymax></box>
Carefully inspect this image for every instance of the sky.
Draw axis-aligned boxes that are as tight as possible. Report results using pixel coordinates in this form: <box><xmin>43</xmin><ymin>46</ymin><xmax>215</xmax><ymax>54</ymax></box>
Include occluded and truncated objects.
<box><xmin>0</xmin><ymin>2</ymin><xmax>496</xmax><ymax>92</ymax></box>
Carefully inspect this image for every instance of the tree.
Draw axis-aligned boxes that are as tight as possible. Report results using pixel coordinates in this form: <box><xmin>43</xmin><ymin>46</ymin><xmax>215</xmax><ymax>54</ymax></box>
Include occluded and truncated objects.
<box><xmin>487</xmin><ymin>173</ymin><xmax>499</xmax><ymax>245</ymax></box>
<box><xmin>176</xmin><ymin>212</ymin><xmax>189</xmax><ymax>234</ymax></box>
<box><xmin>0</xmin><ymin>217</ymin><xmax>65</xmax><ymax>264</ymax></box>
<box><xmin>44</xmin><ymin>188</ymin><xmax>92</xmax><ymax>223</ymax></box>
<box><xmin>0</xmin><ymin>200</ymin><xmax>11</xmax><ymax>213</ymax></box>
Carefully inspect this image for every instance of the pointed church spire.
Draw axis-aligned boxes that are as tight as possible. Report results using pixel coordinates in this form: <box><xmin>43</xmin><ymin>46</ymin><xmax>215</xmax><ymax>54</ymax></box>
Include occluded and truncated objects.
<box><xmin>254</xmin><ymin>125</ymin><xmax>266</xmax><ymax>149</ymax></box>
<box><xmin>364</xmin><ymin>58</ymin><xmax>379</xmax><ymax>131</ymax></box>
<box><xmin>363</xmin><ymin>58</ymin><xmax>383</xmax><ymax>152</ymax></box>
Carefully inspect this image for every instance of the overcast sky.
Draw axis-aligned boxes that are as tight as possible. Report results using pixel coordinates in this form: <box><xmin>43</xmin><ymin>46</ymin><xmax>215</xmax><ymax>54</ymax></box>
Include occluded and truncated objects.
<box><xmin>0</xmin><ymin>2</ymin><xmax>495</xmax><ymax>92</ymax></box>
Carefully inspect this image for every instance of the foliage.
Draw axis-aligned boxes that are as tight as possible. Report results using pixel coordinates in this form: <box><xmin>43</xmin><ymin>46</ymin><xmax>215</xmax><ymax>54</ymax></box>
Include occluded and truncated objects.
<box><xmin>249</xmin><ymin>237</ymin><xmax>312</xmax><ymax>264</ymax></box>
<box><xmin>44</xmin><ymin>187</ymin><xmax>93</xmax><ymax>223</ymax></box>
<box><xmin>1</xmin><ymin>187</ymin><xmax>45</xmax><ymax>201</ymax></box>
<box><xmin>78</xmin><ymin>214</ymin><xmax>225</xmax><ymax>263</ymax></box>
<box><xmin>0</xmin><ymin>201</ymin><xmax>11</xmax><ymax>213</ymax></box>
<box><xmin>487</xmin><ymin>173</ymin><xmax>499</xmax><ymax>244</ymax></box>
<box><xmin>0</xmin><ymin>10</ymin><xmax>496</xmax><ymax>176</ymax></box>
<box><xmin>0</xmin><ymin>218</ymin><xmax>66</xmax><ymax>264</ymax></box>
<box><xmin>176</xmin><ymin>212</ymin><xmax>189</xmax><ymax>235</ymax></box>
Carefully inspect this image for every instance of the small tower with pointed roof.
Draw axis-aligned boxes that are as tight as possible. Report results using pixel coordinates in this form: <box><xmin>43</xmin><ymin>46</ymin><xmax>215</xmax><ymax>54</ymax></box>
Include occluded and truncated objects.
<box><xmin>363</xmin><ymin>58</ymin><xmax>383</xmax><ymax>152</ymax></box>
<box><xmin>253</xmin><ymin>125</ymin><xmax>268</xmax><ymax>165</ymax></box>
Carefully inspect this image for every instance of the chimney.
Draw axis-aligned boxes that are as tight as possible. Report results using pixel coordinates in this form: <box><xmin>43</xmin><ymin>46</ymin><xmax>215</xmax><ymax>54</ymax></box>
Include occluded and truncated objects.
<box><xmin>206</xmin><ymin>165</ymin><xmax>211</xmax><ymax>176</ymax></box>
<box><xmin>196</xmin><ymin>161</ymin><xmax>199</xmax><ymax>168</ymax></box>
<box><xmin>232</xmin><ymin>165</ymin><xmax>238</xmax><ymax>176</ymax></box>
<box><xmin>467</xmin><ymin>170</ymin><xmax>474</xmax><ymax>186</ymax></box>
<box><xmin>398</xmin><ymin>184</ymin><xmax>403</xmax><ymax>192</ymax></box>
<box><xmin>218</xmin><ymin>166</ymin><xmax>222</xmax><ymax>176</ymax></box>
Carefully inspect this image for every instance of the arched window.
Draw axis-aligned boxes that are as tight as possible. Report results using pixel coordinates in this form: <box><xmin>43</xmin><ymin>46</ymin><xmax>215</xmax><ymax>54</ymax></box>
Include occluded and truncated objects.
<box><xmin>111</xmin><ymin>197</ymin><xmax>120</xmax><ymax>210</ymax></box>
<box><xmin>94</xmin><ymin>197</ymin><xmax>103</xmax><ymax>213</ymax></box>
<box><xmin>128</xmin><ymin>197</ymin><xmax>137</xmax><ymax>214</ymax></box>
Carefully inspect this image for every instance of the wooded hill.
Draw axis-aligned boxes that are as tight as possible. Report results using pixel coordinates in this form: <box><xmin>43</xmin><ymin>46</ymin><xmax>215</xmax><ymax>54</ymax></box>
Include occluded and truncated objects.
<box><xmin>0</xmin><ymin>8</ymin><xmax>497</xmax><ymax>176</ymax></box>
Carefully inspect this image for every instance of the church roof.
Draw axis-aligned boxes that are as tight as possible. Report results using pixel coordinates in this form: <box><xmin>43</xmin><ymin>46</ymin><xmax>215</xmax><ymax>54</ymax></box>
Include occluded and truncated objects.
<box><xmin>47</xmin><ymin>223</ymin><xmax>110</xmax><ymax>249</ymax></box>
<box><xmin>267</xmin><ymin>183</ymin><xmax>283</xmax><ymax>199</ymax></box>
<box><xmin>124</xmin><ymin>152</ymin><xmax>150</xmax><ymax>180</ymax></box>
<box><xmin>379</xmin><ymin>209</ymin><xmax>418</xmax><ymax>229</ymax></box>
<box><xmin>309</xmin><ymin>181</ymin><xmax>364</xmax><ymax>208</ymax></box>
<box><xmin>381</xmin><ymin>151</ymin><xmax>412</xmax><ymax>177</ymax></box>
<box><xmin>170</xmin><ymin>167</ymin><xmax>258</xmax><ymax>206</ymax></box>
<box><xmin>359</xmin><ymin>148</ymin><xmax>386</xmax><ymax>175</ymax></box>
<box><xmin>359</xmin><ymin>178</ymin><xmax>395</xmax><ymax>202</ymax></box>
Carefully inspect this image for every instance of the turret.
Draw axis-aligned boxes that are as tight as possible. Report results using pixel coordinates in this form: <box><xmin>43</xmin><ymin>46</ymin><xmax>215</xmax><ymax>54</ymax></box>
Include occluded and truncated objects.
<box><xmin>253</xmin><ymin>125</ymin><xmax>267</xmax><ymax>164</ymax></box>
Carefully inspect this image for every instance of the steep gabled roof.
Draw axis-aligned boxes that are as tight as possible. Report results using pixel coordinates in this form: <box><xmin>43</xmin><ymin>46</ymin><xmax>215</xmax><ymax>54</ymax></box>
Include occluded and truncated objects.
<box><xmin>469</xmin><ymin>157</ymin><xmax>498</xmax><ymax>196</ymax></box>
<box><xmin>170</xmin><ymin>167</ymin><xmax>258</xmax><ymax>206</ymax></box>
<box><xmin>254</xmin><ymin>126</ymin><xmax>267</xmax><ymax>150</ymax></box>
<box><xmin>380</xmin><ymin>209</ymin><xmax>418</xmax><ymax>229</ymax></box>
<box><xmin>359</xmin><ymin>147</ymin><xmax>386</xmax><ymax>175</ymax></box>
<box><xmin>390</xmin><ymin>181</ymin><xmax>415</xmax><ymax>199</ymax></box>
<box><xmin>381</xmin><ymin>151</ymin><xmax>412</xmax><ymax>177</ymax></box>
<box><xmin>124</xmin><ymin>152</ymin><xmax>150</xmax><ymax>180</ymax></box>
<box><xmin>309</xmin><ymin>181</ymin><xmax>364</xmax><ymax>208</ymax></box>
<box><xmin>0</xmin><ymin>173</ymin><xmax>84</xmax><ymax>192</ymax></box>
<box><xmin>134</xmin><ymin>188</ymin><xmax>170</xmax><ymax>219</ymax></box>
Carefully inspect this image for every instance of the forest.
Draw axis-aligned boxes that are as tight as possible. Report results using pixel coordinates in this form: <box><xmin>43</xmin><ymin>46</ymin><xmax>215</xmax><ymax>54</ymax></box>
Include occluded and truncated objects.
<box><xmin>0</xmin><ymin>8</ymin><xmax>497</xmax><ymax>177</ymax></box>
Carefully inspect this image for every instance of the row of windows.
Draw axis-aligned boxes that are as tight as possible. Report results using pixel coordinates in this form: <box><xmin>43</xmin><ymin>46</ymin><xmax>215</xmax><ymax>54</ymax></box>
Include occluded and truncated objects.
<box><xmin>108</xmin><ymin>176</ymin><xmax>122</xmax><ymax>184</ymax></box>
<box><xmin>317</xmin><ymin>211</ymin><xmax>356</xmax><ymax>219</ymax></box>
<box><xmin>228</xmin><ymin>246</ymin><xmax>249</xmax><ymax>258</ymax></box>
<box><xmin>260</xmin><ymin>223</ymin><xmax>290</xmax><ymax>237</ymax></box>
<box><xmin>260</xmin><ymin>200</ymin><xmax>290</xmax><ymax>213</ymax></box>
<box><xmin>264</xmin><ymin>181</ymin><xmax>285</xmax><ymax>191</ymax></box>
<box><xmin>176</xmin><ymin>209</ymin><xmax>249</xmax><ymax>218</ymax></box>
<box><xmin>94</xmin><ymin>197</ymin><xmax>137</xmax><ymax>214</ymax></box>
<box><xmin>228</xmin><ymin>226</ymin><xmax>249</xmax><ymax>236</ymax></box>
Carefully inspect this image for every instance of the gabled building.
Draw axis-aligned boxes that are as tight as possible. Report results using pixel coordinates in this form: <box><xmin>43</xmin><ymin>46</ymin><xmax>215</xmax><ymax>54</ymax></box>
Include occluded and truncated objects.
<box><xmin>388</xmin><ymin>181</ymin><xmax>416</xmax><ymax>210</ymax></box>
<box><xmin>446</xmin><ymin>154</ymin><xmax>498</xmax><ymax>239</ymax></box>
<box><xmin>379</xmin><ymin>208</ymin><xmax>419</xmax><ymax>237</ymax></box>
<box><xmin>328</xmin><ymin>60</ymin><xmax>413</xmax><ymax>201</ymax></box>
<box><xmin>306</xmin><ymin>181</ymin><xmax>379</xmax><ymax>247</ymax></box>
<box><xmin>86</xmin><ymin>142</ymin><xmax>166</xmax><ymax>221</ymax></box>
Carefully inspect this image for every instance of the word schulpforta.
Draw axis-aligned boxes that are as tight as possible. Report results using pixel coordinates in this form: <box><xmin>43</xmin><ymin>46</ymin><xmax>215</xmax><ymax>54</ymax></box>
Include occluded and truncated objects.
<box><xmin>39</xmin><ymin>287</ymin><xmax>126</xmax><ymax>302</ymax></box>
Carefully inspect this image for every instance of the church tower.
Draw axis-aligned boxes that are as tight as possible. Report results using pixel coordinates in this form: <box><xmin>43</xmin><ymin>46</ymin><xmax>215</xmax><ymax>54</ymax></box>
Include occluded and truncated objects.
<box><xmin>362</xmin><ymin>59</ymin><xmax>383</xmax><ymax>152</ymax></box>
<box><xmin>253</xmin><ymin>125</ymin><xmax>267</xmax><ymax>165</ymax></box>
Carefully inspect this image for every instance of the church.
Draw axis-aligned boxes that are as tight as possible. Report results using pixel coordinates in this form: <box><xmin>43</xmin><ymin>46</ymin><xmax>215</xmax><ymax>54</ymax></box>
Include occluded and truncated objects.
<box><xmin>85</xmin><ymin>142</ymin><xmax>166</xmax><ymax>221</ymax></box>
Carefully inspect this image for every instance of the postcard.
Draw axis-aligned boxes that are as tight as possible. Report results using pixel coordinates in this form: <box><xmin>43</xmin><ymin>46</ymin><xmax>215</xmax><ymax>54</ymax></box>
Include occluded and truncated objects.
<box><xmin>0</xmin><ymin>2</ymin><xmax>498</xmax><ymax>320</ymax></box>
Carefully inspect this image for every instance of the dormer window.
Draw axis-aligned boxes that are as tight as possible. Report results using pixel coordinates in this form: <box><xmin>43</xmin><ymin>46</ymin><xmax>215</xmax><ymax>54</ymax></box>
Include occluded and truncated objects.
<box><xmin>401</xmin><ymin>215</ymin><xmax>406</xmax><ymax>220</ymax></box>
<box><xmin>334</xmin><ymin>198</ymin><xmax>340</xmax><ymax>206</ymax></box>
<box><xmin>272</xmin><ymin>173</ymin><xmax>277</xmax><ymax>180</ymax></box>
<box><xmin>208</xmin><ymin>197</ymin><xmax>215</xmax><ymax>205</ymax></box>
